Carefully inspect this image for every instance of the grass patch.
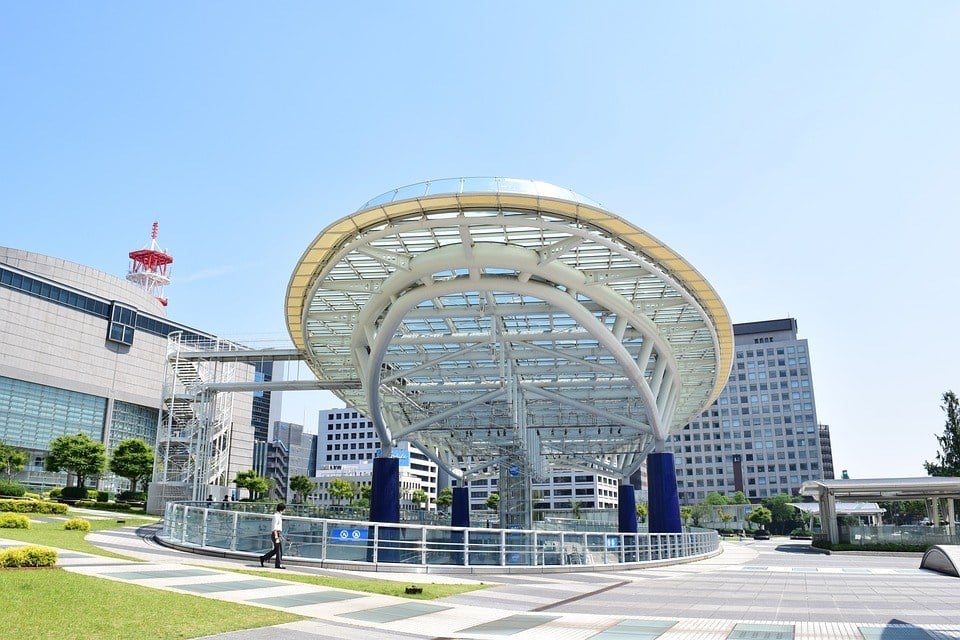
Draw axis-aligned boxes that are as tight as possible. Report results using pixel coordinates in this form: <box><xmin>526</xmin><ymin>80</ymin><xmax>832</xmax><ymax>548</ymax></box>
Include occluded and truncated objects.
<box><xmin>0</xmin><ymin>515</ymin><xmax>158</xmax><ymax>560</ymax></box>
<box><xmin>0</xmin><ymin>569</ymin><xmax>301</xmax><ymax>640</ymax></box>
<box><xmin>221</xmin><ymin>566</ymin><xmax>491</xmax><ymax>600</ymax></box>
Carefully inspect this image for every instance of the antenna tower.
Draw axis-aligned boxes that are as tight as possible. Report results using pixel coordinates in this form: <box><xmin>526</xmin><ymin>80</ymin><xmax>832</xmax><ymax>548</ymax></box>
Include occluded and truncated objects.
<box><xmin>127</xmin><ymin>221</ymin><xmax>173</xmax><ymax>306</ymax></box>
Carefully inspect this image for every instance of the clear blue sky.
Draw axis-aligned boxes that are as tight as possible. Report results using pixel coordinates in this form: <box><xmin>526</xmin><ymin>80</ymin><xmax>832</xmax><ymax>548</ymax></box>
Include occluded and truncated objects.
<box><xmin>2</xmin><ymin>3</ymin><xmax>958</xmax><ymax>479</ymax></box>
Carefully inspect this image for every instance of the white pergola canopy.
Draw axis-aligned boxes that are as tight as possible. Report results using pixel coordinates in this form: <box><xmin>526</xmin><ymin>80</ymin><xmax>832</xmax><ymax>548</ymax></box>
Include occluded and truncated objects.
<box><xmin>286</xmin><ymin>178</ymin><xmax>732</xmax><ymax>481</ymax></box>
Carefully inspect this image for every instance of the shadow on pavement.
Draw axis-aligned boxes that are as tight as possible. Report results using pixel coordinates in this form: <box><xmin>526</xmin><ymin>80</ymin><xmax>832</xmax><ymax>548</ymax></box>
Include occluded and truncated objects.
<box><xmin>774</xmin><ymin>543</ymin><xmax>824</xmax><ymax>554</ymax></box>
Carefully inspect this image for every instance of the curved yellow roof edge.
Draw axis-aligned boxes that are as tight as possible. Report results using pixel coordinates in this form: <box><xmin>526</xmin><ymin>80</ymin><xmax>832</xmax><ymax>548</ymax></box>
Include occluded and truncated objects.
<box><xmin>285</xmin><ymin>193</ymin><xmax>734</xmax><ymax>402</ymax></box>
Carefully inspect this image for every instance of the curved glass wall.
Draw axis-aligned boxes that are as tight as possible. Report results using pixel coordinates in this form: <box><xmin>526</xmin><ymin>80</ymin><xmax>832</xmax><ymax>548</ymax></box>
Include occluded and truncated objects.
<box><xmin>160</xmin><ymin>502</ymin><xmax>720</xmax><ymax>571</ymax></box>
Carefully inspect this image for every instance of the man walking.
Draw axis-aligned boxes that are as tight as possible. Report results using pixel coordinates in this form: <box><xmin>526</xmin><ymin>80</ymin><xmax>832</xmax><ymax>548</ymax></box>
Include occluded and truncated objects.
<box><xmin>259</xmin><ymin>503</ymin><xmax>286</xmax><ymax>569</ymax></box>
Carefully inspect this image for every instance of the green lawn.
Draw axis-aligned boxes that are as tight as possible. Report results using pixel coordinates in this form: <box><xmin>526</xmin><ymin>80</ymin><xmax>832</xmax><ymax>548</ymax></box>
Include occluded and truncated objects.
<box><xmin>0</xmin><ymin>515</ymin><xmax>159</xmax><ymax>560</ymax></box>
<box><xmin>0</xmin><ymin>569</ymin><xmax>301</xmax><ymax>640</ymax></box>
<box><xmin>222</xmin><ymin>566</ymin><xmax>491</xmax><ymax>599</ymax></box>
<box><xmin>1</xmin><ymin>510</ymin><xmax>490</xmax><ymax>637</ymax></box>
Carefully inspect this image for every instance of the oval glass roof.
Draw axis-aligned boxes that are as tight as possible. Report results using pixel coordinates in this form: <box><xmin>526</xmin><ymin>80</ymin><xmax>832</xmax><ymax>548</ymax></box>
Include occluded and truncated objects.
<box><xmin>358</xmin><ymin>177</ymin><xmax>604</xmax><ymax>211</ymax></box>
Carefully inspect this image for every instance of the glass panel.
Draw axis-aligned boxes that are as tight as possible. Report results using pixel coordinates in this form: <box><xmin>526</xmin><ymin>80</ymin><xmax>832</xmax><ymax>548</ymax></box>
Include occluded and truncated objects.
<box><xmin>461</xmin><ymin>177</ymin><xmax>499</xmax><ymax>193</ymax></box>
<box><xmin>425</xmin><ymin>178</ymin><xmax>462</xmax><ymax>196</ymax></box>
<box><xmin>393</xmin><ymin>182</ymin><xmax>430</xmax><ymax>202</ymax></box>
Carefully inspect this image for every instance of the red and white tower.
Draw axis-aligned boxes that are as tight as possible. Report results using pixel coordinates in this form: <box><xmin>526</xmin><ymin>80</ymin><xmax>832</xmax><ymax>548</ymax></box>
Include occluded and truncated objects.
<box><xmin>127</xmin><ymin>221</ymin><xmax>173</xmax><ymax>306</ymax></box>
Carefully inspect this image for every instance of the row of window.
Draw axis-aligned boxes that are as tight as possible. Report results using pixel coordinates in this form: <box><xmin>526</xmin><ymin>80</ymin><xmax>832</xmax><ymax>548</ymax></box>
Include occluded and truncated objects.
<box><xmin>1</xmin><ymin>265</ymin><xmax>212</xmax><ymax>347</ymax></box>
<box><xmin>737</xmin><ymin>345</ymin><xmax>806</xmax><ymax>358</ymax></box>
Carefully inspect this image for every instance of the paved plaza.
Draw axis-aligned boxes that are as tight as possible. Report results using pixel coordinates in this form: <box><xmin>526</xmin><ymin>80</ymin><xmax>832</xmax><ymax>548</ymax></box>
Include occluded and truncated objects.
<box><xmin>6</xmin><ymin>513</ymin><xmax>959</xmax><ymax>640</ymax></box>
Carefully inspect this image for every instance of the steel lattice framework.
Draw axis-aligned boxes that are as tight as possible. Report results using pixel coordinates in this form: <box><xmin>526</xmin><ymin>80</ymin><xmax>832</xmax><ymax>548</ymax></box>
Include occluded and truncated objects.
<box><xmin>286</xmin><ymin>178</ymin><xmax>733</xmax><ymax>482</ymax></box>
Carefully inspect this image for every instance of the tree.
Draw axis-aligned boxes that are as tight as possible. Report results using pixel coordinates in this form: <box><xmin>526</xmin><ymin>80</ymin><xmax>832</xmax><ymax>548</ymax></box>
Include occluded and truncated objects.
<box><xmin>636</xmin><ymin>502</ymin><xmax>648</xmax><ymax>522</ymax></box>
<box><xmin>925</xmin><ymin>391</ymin><xmax>960</xmax><ymax>477</ymax></box>
<box><xmin>328</xmin><ymin>477</ymin><xmax>356</xmax><ymax>505</ymax></box>
<box><xmin>485</xmin><ymin>492</ymin><xmax>500</xmax><ymax>511</ymax></box>
<box><xmin>411</xmin><ymin>488</ymin><xmax>429</xmax><ymax>508</ymax></box>
<box><xmin>688</xmin><ymin>502</ymin><xmax>712</xmax><ymax>526</ymax></box>
<box><xmin>0</xmin><ymin>442</ymin><xmax>27</xmax><ymax>479</ymax></box>
<box><xmin>717</xmin><ymin>508</ymin><xmax>734</xmax><ymax>528</ymax></box>
<box><xmin>108</xmin><ymin>438</ymin><xmax>154</xmax><ymax>492</ymax></box>
<box><xmin>729</xmin><ymin>491</ymin><xmax>750</xmax><ymax>505</ymax></box>
<box><xmin>436</xmin><ymin>486</ymin><xmax>453</xmax><ymax>510</ymax></box>
<box><xmin>44</xmin><ymin>433</ymin><xmax>106</xmax><ymax>488</ymax></box>
<box><xmin>233</xmin><ymin>469</ymin><xmax>270</xmax><ymax>500</ymax></box>
<box><xmin>703</xmin><ymin>491</ymin><xmax>729</xmax><ymax>506</ymax></box>
<box><xmin>571</xmin><ymin>500</ymin><xmax>583</xmax><ymax>520</ymax></box>
<box><xmin>680</xmin><ymin>506</ymin><xmax>693</xmax><ymax>526</ymax></box>
<box><xmin>289</xmin><ymin>475</ymin><xmax>317</xmax><ymax>504</ymax></box>
<box><xmin>747</xmin><ymin>505</ymin><xmax>773</xmax><ymax>531</ymax></box>
<box><xmin>762</xmin><ymin>493</ymin><xmax>804</xmax><ymax>535</ymax></box>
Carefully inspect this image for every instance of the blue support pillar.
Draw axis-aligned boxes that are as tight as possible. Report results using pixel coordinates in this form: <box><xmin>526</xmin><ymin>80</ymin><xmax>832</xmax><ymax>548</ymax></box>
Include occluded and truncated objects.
<box><xmin>370</xmin><ymin>457</ymin><xmax>400</xmax><ymax>523</ymax></box>
<box><xmin>451</xmin><ymin>487</ymin><xmax>470</xmax><ymax>528</ymax></box>
<box><xmin>450</xmin><ymin>486</ymin><xmax>470</xmax><ymax>565</ymax></box>
<box><xmin>368</xmin><ymin>457</ymin><xmax>400</xmax><ymax>563</ymax></box>
<box><xmin>647</xmin><ymin>452</ymin><xmax>682</xmax><ymax>533</ymax></box>
<box><xmin>617</xmin><ymin>484</ymin><xmax>638</xmax><ymax>533</ymax></box>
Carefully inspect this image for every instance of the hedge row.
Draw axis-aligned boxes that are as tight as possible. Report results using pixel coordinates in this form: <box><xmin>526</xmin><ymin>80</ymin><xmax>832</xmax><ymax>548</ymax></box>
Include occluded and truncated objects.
<box><xmin>0</xmin><ymin>545</ymin><xmax>58</xmax><ymax>568</ymax></box>
<box><xmin>812</xmin><ymin>539</ymin><xmax>929</xmax><ymax>553</ymax></box>
<box><xmin>71</xmin><ymin>500</ymin><xmax>144</xmax><ymax>512</ymax></box>
<box><xmin>0</xmin><ymin>499</ymin><xmax>68</xmax><ymax>515</ymax></box>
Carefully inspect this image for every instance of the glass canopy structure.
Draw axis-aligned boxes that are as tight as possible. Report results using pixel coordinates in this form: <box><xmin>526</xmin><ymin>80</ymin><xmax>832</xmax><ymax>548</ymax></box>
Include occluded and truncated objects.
<box><xmin>286</xmin><ymin>178</ymin><xmax>732</xmax><ymax>530</ymax></box>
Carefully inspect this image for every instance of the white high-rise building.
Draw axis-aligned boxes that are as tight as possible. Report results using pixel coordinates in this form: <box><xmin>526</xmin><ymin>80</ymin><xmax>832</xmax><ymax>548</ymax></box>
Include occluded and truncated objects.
<box><xmin>669</xmin><ymin>318</ymin><xmax>830</xmax><ymax>504</ymax></box>
<box><xmin>314</xmin><ymin>407</ymin><xmax>439</xmax><ymax>510</ymax></box>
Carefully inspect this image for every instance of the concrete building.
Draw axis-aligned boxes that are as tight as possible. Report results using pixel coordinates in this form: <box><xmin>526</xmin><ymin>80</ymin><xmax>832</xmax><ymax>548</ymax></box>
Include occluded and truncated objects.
<box><xmin>0</xmin><ymin>246</ymin><xmax>260</xmax><ymax>496</ymax></box>
<box><xmin>255</xmin><ymin>421</ymin><xmax>317</xmax><ymax>501</ymax></box>
<box><xmin>314</xmin><ymin>407</ymin><xmax>439</xmax><ymax>511</ymax></box>
<box><xmin>670</xmin><ymin>318</ymin><xmax>827</xmax><ymax>504</ymax></box>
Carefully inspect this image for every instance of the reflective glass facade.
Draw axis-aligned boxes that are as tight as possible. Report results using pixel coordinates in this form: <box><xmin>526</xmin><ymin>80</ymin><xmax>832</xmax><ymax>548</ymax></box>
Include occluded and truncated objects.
<box><xmin>0</xmin><ymin>376</ymin><xmax>106</xmax><ymax>449</ymax></box>
<box><xmin>108</xmin><ymin>400</ymin><xmax>159</xmax><ymax>450</ymax></box>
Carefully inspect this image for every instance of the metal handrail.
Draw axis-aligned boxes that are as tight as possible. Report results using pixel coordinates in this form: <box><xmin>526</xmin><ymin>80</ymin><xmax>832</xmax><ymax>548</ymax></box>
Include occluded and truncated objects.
<box><xmin>159</xmin><ymin>502</ymin><xmax>720</xmax><ymax>572</ymax></box>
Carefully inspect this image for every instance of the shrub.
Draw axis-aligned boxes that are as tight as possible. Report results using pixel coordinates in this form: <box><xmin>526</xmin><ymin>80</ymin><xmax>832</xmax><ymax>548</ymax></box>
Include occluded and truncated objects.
<box><xmin>0</xmin><ymin>499</ymin><xmax>67</xmax><ymax>515</ymax></box>
<box><xmin>0</xmin><ymin>513</ymin><xmax>30</xmax><ymax>528</ymax></box>
<box><xmin>117</xmin><ymin>490</ymin><xmax>147</xmax><ymax>503</ymax></box>
<box><xmin>0</xmin><ymin>479</ymin><xmax>26</xmax><ymax>497</ymax></box>
<box><xmin>96</xmin><ymin>491</ymin><xmax>113</xmax><ymax>502</ymax></box>
<box><xmin>60</xmin><ymin>486</ymin><xmax>89</xmax><ymax>501</ymax></box>
<box><xmin>47</xmin><ymin>487</ymin><xmax>62</xmax><ymax>499</ymax></box>
<box><xmin>63</xmin><ymin>517</ymin><xmax>91</xmax><ymax>531</ymax></box>
<box><xmin>0</xmin><ymin>545</ymin><xmax>58</xmax><ymax>568</ymax></box>
<box><xmin>24</xmin><ymin>492</ymin><xmax>43</xmax><ymax>500</ymax></box>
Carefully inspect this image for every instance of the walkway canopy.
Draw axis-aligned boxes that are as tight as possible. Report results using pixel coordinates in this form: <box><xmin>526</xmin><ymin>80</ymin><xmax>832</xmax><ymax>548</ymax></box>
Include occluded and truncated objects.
<box><xmin>286</xmin><ymin>178</ymin><xmax>732</xmax><ymax>483</ymax></box>
<box><xmin>800</xmin><ymin>477</ymin><xmax>960</xmax><ymax>543</ymax></box>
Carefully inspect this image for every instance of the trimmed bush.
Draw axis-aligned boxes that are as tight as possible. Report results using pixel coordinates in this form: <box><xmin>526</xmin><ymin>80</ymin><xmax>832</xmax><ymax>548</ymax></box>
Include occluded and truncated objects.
<box><xmin>0</xmin><ymin>499</ymin><xmax>68</xmax><ymax>515</ymax></box>
<box><xmin>24</xmin><ymin>492</ymin><xmax>43</xmax><ymax>500</ymax></box>
<box><xmin>60</xmin><ymin>486</ymin><xmax>89</xmax><ymax>501</ymax></box>
<box><xmin>0</xmin><ymin>545</ymin><xmax>58</xmax><ymax>568</ymax></box>
<box><xmin>0</xmin><ymin>479</ymin><xmax>26</xmax><ymax>497</ymax></box>
<box><xmin>0</xmin><ymin>513</ymin><xmax>30</xmax><ymax>528</ymax></box>
<box><xmin>117</xmin><ymin>490</ymin><xmax>147</xmax><ymax>503</ymax></box>
<box><xmin>63</xmin><ymin>517</ymin><xmax>91</xmax><ymax>531</ymax></box>
<box><xmin>47</xmin><ymin>487</ymin><xmax>62</xmax><ymax>499</ymax></box>
<box><xmin>70</xmin><ymin>500</ymin><xmax>144</xmax><ymax>512</ymax></box>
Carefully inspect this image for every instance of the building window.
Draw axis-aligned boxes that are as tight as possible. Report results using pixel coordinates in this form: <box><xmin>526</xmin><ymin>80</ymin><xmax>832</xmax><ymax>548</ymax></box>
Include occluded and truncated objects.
<box><xmin>107</xmin><ymin>302</ymin><xmax>137</xmax><ymax>345</ymax></box>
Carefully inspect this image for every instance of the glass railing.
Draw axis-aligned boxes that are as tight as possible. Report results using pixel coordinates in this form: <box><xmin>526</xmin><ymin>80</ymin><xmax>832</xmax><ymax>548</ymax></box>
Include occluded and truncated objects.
<box><xmin>843</xmin><ymin>525</ymin><xmax>960</xmax><ymax>546</ymax></box>
<box><xmin>160</xmin><ymin>502</ymin><xmax>720</xmax><ymax>570</ymax></box>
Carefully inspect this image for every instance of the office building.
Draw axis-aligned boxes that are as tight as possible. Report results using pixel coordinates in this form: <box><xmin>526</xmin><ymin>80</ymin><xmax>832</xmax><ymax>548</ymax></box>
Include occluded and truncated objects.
<box><xmin>669</xmin><ymin>318</ymin><xmax>826</xmax><ymax>504</ymax></box>
<box><xmin>315</xmin><ymin>407</ymin><xmax>439</xmax><ymax>510</ymax></box>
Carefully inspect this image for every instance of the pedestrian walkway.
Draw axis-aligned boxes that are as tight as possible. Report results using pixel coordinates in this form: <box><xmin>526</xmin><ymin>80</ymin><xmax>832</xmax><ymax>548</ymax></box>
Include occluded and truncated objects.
<box><xmin>4</xmin><ymin>521</ymin><xmax>960</xmax><ymax>639</ymax></box>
